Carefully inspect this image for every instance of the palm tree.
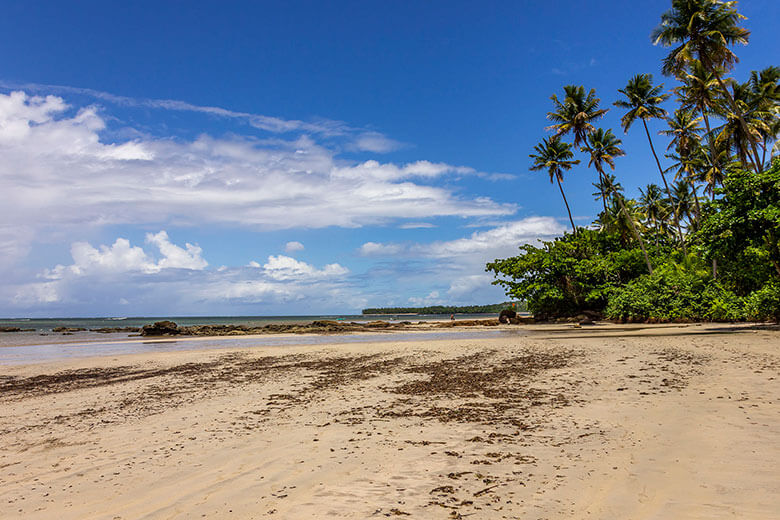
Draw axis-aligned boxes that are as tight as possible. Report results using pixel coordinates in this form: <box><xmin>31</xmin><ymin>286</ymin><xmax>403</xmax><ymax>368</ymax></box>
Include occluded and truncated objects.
<box><xmin>676</xmin><ymin>60</ymin><xmax>723</xmax><ymax>180</ymax></box>
<box><xmin>652</xmin><ymin>0</ymin><xmax>762</xmax><ymax>172</ymax></box>
<box><xmin>592</xmin><ymin>172</ymin><xmax>621</xmax><ymax>215</ymax></box>
<box><xmin>671</xmin><ymin>179</ymin><xmax>695</xmax><ymax>229</ymax></box>
<box><xmin>597</xmin><ymin>196</ymin><xmax>635</xmax><ymax>244</ymax></box>
<box><xmin>615</xmin><ymin>73</ymin><xmax>687</xmax><ymax>254</ymax></box>
<box><xmin>638</xmin><ymin>183</ymin><xmax>671</xmax><ymax>243</ymax></box>
<box><xmin>714</xmin><ymin>81</ymin><xmax>770</xmax><ymax>168</ymax></box>
<box><xmin>665</xmin><ymin>146</ymin><xmax>704</xmax><ymax>225</ymax></box>
<box><xmin>699</xmin><ymin>138</ymin><xmax>732</xmax><ymax>200</ymax></box>
<box><xmin>585</xmin><ymin>128</ymin><xmax>653</xmax><ymax>273</ymax></box>
<box><xmin>661</xmin><ymin>109</ymin><xmax>703</xmax><ymax>155</ymax></box>
<box><xmin>662</xmin><ymin>111</ymin><xmax>705</xmax><ymax>224</ymax></box>
<box><xmin>546</xmin><ymin>85</ymin><xmax>609</xmax><ymax>146</ymax></box>
<box><xmin>529</xmin><ymin>137</ymin><xmax>581</xmax><ymax>234</ymax></box>
<box><xmin>748</xmin><ymin>66</ymin><xmax>780</xmax><ymax>167</ymax></box>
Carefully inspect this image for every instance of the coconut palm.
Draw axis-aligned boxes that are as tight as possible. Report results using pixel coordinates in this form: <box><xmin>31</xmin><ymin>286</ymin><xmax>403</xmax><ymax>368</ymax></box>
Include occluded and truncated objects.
<box><xmin>699</xmin><ymin>138</ymin><xmax>732</xmax><ymax>199</ymax></box>
<box><xmin>676</xmin><ymin>60</ymin><xmax>724</xmax><ymax>179</ymax></box>
<box><xmin>665</xmin><ymin>146</ymin><xmax>705</xmax><ymax>225</ymax></box>
<box><xmin>546</xmin><ymin>85</ymin><xmax>609</xmax><ymax>146</ymax></box>
<box><xmin>585</xmin><ymin>128</ymin><xmax>653</xmax><ymax>272</ymax></box>
<box><xmin>747</xmin><ymin>66</ymin><xmax>780</xmax><ymax>167</ymax></box>
<box><xmin>652</xmin><ymin>0</ymin><xmax>762</xmax><ymax>172</ymax></box>
<box><xmin>529</xmin><ymin>137</ymin><xmax>581</xmax><ymax>234</ymax></box>
<box><xmin>597</xmin><ymin>196</ymin><xmax>636</xmax><ymax>244</ymax></box>
<box><xmin>714</xmin><ymin>81</ymin><xmax>771</xmax><ymax>168</ymax></box>
<box><xmin>671</xmin><ymin>178</ymin><xmax>695</xmax><ymax>229</ymax></box>
<box><xmin>592</xmin><ymin>173</ymin><xmax>622</xmax><ymax>215</ymax></box>
<box><xmin>661</xmin><ymin>109</ymin><xmax>703</xmax><ymax>155</ymax></box>
<box><xmin>614</xmin><ymin>73</ymin><xmax>687</xmax><ymax>254</ymax></box>
<box><xmin>662</xmin><ymin>111</ymin><xmax>705</xmax><ymax>224</ymax></box>
<box><xmin>638</xmin><ymin>183</ymin><xmax>671</xmax><ymax>242</ymax></box>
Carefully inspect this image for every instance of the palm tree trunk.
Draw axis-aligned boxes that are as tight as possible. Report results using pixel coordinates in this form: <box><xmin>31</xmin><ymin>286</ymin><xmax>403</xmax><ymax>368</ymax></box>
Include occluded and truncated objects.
<box><xmin>642</xmin><ymin>119</ymin><xmax>688</xmax><ymax>256</ymax></box>
<box><xmin>712</xmin><ymin>73</ymin><xmax>763</xmax><ymax>173</ymax></box>
<box><xmin>556</xmin><ymin>176</ymin><xmax>577</xmax><ymax>235</ymax></box>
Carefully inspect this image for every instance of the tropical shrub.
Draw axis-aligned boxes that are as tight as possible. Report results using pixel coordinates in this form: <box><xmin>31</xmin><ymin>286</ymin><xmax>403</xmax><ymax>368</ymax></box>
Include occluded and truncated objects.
<box><xmin>744</xmin><ymin>281</ymin><xmax>780</xmax><ymax>322</ymax></box>
<box><xmin>605</xmin><ymin>262</ymin><xmax>744</xmax><ymax>322</ymax></box>
<box><xmin>486</xmin><ymin>229</ymin><xmax>652</xmax><ymax>318</ymax></box>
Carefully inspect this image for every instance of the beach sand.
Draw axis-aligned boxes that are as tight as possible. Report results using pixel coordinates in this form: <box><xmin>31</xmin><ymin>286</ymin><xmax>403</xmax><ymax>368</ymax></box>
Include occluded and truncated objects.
<box><xmin>1</xmin><ymin>323</ymin><xmax>777</xmax><ymax>519</ymax></box>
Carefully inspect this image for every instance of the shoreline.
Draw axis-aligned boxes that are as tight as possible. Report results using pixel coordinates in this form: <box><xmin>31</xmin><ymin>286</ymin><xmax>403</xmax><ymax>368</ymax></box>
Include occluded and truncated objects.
<box><xmin>1</xmin><ymin>321</ymin><xmax>774</xmax><ymax>366</ymax></box>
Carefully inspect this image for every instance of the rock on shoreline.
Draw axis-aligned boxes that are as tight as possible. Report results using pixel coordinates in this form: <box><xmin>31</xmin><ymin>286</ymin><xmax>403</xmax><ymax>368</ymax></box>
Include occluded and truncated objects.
<box><xmin>138</xmin><ymin>318</ymin><xmax>526</xmax><ymax>337</ymax></box>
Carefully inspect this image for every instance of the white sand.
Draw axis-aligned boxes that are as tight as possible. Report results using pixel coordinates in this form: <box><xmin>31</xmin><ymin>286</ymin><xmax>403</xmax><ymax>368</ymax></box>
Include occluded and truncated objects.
<box><xmin>1</xmin><ymin>323</ymin><xmax>777</xmax><ymax>519</ymax></box>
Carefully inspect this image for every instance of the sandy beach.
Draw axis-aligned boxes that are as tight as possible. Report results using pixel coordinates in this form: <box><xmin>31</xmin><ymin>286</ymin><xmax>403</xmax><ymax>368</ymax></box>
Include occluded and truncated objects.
<box><xmin>1</xmin><ymin>323</ymin><xmax>778</xmax><ymax>519</ymax></box>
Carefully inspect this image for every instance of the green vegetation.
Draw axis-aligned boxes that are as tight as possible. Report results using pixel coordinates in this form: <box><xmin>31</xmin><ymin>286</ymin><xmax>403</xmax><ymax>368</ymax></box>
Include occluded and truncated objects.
<box><xmin>488</xmin><ymin>0</ymin><xmax>779</xmax><ymax>322</ymax></box>
<box><xmin>362</xmin><ymin>302</ymin><xmax>525</xmax><ymax>315</ymax></box>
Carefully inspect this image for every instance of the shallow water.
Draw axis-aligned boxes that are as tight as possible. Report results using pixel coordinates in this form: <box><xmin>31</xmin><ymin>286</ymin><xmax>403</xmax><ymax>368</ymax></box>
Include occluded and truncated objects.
<box><xmin>0</xmin><ymin>313</ymin><xmax>504</xmax><ymax>335</ymax></box>
<box><xmin>0</xmin><ymin>329</ymin><xmax>525</xmax><ymax>365</ymax></box>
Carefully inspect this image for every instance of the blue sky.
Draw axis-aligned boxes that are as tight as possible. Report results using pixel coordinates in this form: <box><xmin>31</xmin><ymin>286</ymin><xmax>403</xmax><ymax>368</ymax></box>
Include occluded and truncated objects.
<box><xmin>0</xmin><ymin>0</ymin><xmax>777</xmax><ymax>317</ymax></box>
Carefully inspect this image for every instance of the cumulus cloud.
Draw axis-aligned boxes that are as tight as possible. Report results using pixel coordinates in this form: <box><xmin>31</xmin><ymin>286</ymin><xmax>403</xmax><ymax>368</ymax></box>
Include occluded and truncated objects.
<box><xmin>284</xmin><ymin>241</ymin><xmax>305</xmax><ymax>252</ymax></box>
<box><xmin>43</xmin><ymin>231</ymin><xmax>207</xmax><ymax>280</ymax></box>
<box><xmin>262</xmin><ymin>255</ymin><xmax>348</xmax><ymax>281</ymax></box>
<box><xmin>146</xmin><ymin>231</ymin><xmax>208</xmax><ymax>270</ymax></box>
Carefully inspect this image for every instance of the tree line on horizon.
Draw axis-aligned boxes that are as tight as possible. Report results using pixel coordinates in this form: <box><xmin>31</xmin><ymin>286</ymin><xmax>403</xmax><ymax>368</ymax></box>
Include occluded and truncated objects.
<box><xmin>362</xmin><ymin>302</ymin><xmax>525</xmax><ymax>315</ymax></box>
<box><xmin>488</xmin><ymin>0</ymin><xmax>779</xmax><ymax>322</ymax></box>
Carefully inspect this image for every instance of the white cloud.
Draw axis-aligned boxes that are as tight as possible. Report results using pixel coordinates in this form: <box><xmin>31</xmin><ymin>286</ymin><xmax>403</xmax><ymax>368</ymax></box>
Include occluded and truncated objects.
<box><xmin>447</xmin><ymin>274</ymin><xmax>495</xmax><ymax>298</ymax></box>
<box><xmin>263</xmin><ymin>254</ymin><xmax>348</xmax><ymax>281</ymax></box>
<box><xmin>358</xmin><ymin>217</ymin><xmax>564</xmax><ymax>259</ymax></box>
<box><xmin>355</xmin><ymin>217</ymin><xmax>566</xmax><ymax>305</ymax></box>
<box><xmin>351</xmin><ymin>131</ymin><xmax>403</xmax><ymax>153</ymax></box>
<box><xmin>407</xmin><ymin>290</ymin><xmax>443</xmax><ymax>307</ymax></box>
<box><xmin>10</xmin><ymin>238</ymin><xmax>353</xmax><ymax>313</ymax></box>
<box><xmin>398</xmin><ymin>222</ymin><xmax>436</xmax><ymax>229</ymax></box>
<box><xmin>0</xmin><ymin>80</ymin><xmax>347</xmax><ymax>136</ymax></box>
<box><xmin>146</xmin><ymin>231</ymin><xmax>208</xmax><ymax>270</ymax></box>
<box><xmin>424</xmin><ymin>217</ymin><xmax>564</xmax><ymax>257</ymax></box>
<box><xmin>284</xmin><ymin>241</ymin><xmax>305</xmax><ymax>252</ymax></box>
<box><xmin>0</xmin><ymin>90</ymin><xmax>514</xmax><ymax>274</ymax></box>
<box><xmin>358</xmin><ymin>242</ymin><xmax>404</xmax><ymax>257</ymax></box>
<box><xmin>43</xmin><ymin>232</ymin><xmax>206</xmax><ymax>280</ymax></box>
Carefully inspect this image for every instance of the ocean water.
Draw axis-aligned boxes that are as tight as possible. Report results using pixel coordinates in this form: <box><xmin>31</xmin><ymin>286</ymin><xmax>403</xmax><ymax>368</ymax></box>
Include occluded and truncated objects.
<box><xmin>0</xmin><ymin>313</ymin><xmax>498</xmax><ymax>333</ymax></box>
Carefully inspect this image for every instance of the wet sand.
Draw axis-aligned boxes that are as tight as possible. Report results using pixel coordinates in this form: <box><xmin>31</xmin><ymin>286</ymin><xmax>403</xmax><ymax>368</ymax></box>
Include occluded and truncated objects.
<box><xmin>0</xmin><ymin>323</ymin><xmax>777</xmax><ymax>518</ymax></box>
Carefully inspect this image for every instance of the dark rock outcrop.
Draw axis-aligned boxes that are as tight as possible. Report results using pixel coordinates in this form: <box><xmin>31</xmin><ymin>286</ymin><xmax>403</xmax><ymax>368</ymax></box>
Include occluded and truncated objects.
<box><xmin>140</xmin><ymin>321</ymin><xmax>180</xmax><ymax>336</ymax></box>
<box><xmin>53</xmin><ymin>327</ymin><xmax>87</xmax><ymax>333</ymax></box>
<box><xmin>498</xmin><ymin>309</ymin><xmax>517</xmax><ymax>324</ymax></box>
<box><xmin>1</xmin><ymin>326</ymin><xmax>27</xmax><ymax>332</ymax></box>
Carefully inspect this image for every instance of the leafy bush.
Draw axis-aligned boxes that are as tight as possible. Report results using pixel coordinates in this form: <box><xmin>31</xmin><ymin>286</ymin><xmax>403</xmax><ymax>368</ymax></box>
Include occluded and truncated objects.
<box><xmin>697</xmin><ymin>159</ymin><xmax>780</xmax><ymax>295</ymax></box>
<box><xmin>486</xmin><ymin>229</ymin><xmax>653</xmax><ymax>318</ymax></box>
<box><xmin>744</xmin><ymin>281</ymin><xmax>780</xmax><ymax>322</ymax></box>
<box><xmin>605</xmin><ymin>263</ymin><xmax>744</xmax><ymax>322</ymax></box>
